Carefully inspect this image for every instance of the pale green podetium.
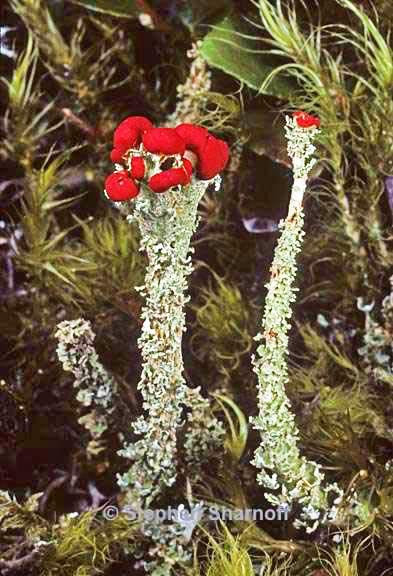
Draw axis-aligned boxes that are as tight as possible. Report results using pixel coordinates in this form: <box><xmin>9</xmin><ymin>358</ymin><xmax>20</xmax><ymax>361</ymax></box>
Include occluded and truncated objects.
<box><xmin>251</xmin><ymin>115</ymin><xmax>343</xmax><ymax>532</ymax></box>
<box><xmin>110</xmin><ymin>151</ymin><xmax>224</xmax><ymax>508</ymax></box>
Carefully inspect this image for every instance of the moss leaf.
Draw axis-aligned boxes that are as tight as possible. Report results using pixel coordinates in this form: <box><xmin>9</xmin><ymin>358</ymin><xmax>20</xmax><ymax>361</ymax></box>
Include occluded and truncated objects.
<box><xmin>70</xmin><ymin>0</ymin><xmax>139</xmax><ymax>18</ymax></box>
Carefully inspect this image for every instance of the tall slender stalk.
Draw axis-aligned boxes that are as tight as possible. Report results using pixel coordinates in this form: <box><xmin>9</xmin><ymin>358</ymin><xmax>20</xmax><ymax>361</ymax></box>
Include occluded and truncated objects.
<box><xmin>117</xmin><ymin>172</ymin><xmax>222</xmax><ymax>506</ymax></box>
<box><xmin>251</xmin><ymin>115</ymin><xmax>343</xmax><ymax>532</ymax></box>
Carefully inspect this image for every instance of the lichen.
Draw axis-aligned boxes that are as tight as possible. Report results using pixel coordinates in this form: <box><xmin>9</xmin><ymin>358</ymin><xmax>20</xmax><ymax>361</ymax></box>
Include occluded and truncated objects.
<box><xmin>251</xmin><ymin>116</ymin><xmax>343</xmax><ymax>531</ymax></box>
<box><xmin>55</xmin><ymin>318</ymin><xmax>118</xmax><ymax>454</ymax></box>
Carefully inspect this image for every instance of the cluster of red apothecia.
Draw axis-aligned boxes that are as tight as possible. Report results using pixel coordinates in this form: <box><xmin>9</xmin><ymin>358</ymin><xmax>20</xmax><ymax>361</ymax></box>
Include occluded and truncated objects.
<box><xmin>104</xmin><ymin>116</ymin><xmax>229</xmax><ymax>202</ymax></box>
<box><xmin>292</xmin><ymin>111</ymin><xmax>320</xmax><ymax>129</ymax></box>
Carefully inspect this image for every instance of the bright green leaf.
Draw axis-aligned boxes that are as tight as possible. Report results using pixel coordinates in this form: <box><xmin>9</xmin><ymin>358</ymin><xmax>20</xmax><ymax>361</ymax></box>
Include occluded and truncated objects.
<box><xmin>200</xmin><ymin>16</ymin><xmax>296</xmax><ymax>98</ymax></box>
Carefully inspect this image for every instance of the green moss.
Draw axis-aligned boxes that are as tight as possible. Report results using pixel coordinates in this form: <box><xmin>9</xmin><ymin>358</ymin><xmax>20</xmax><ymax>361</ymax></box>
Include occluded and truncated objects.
<box><xmin>191</xmin><ymin>274</ymin><xmax>253</xmax><ymax>379</ymax></box>
<box><xmin>43</xmin><ymin>512</ymin><xmax>138</xmax><ymax>576</ymax></box>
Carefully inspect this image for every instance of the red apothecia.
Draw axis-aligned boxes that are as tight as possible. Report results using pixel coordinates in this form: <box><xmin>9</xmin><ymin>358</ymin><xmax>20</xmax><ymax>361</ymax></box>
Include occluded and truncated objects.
<box><xmin>104</xmin><ymin>116</ymin><xmax>229</xmax><ymax>202</ymax></box>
